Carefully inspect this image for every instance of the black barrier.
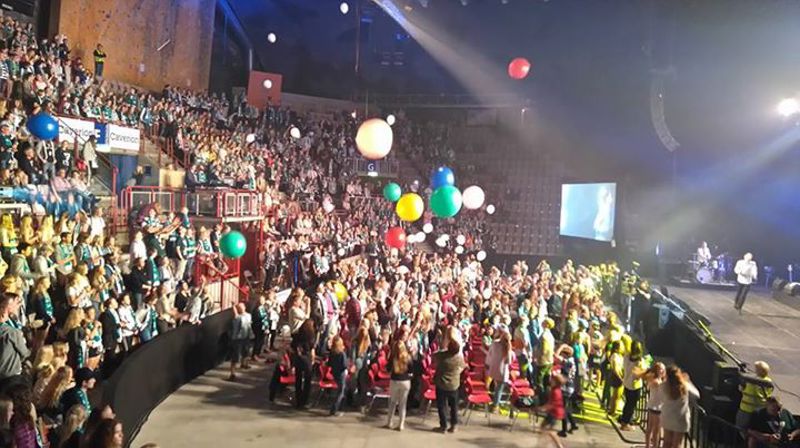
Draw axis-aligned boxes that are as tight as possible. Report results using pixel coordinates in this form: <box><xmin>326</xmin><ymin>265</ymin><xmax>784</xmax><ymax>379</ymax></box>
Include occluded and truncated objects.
<box><xmin>101</xmin><ymin>310</ymin><xmax>233</xmax><ymax>446</ymax></box>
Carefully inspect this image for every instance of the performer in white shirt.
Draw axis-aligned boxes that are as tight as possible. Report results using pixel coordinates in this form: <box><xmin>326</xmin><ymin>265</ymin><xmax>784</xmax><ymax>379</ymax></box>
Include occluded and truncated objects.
<box><xmin>696</xmin><ymin>241</ymin><xmax>712</xmax><ymax>265</ymax></box>
<box><xmin>733</xmin><ymin>252</ymin><xmax>757</xmax><ymax>313</ymax></box>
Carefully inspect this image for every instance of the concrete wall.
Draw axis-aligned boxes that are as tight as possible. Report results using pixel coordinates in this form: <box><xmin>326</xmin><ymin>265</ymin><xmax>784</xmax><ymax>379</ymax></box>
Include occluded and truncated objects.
<box><xmin>51</xmin><ymin>0</ymin><xmax>215</xmax><ymax>91</ymax></box>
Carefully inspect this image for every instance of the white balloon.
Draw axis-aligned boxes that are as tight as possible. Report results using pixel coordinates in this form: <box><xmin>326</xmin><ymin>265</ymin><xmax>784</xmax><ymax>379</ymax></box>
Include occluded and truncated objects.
<box><xmin>356</xmin><ymin>118</ymin><xmax>393</xmax><ymax>160</ymax></box>
<box><xmin>415</xmin><ymin>232</ymin><xmax>426</xmax><ymax>242</ymax></box>
<box><xmin>422</xmin><ymin>223</ymin><xmax>433</xmax><ymax>234</ymax></box>
<box><xmin>486</xmin><ymin>204</ymin><xmax>496</xmax><ymax>215</ymax></box>
<box><xmin>407</xmin><ymin>233</ymin><xmax>418</xmax><ymax>244</ymax></box>
<box><xmin>482</xmin><ymin>288</ymin><xmax>492</xmax><ymax>299</ymax></box>
<box><xmin>323</xmin><ymin>202</ymin><xmax>335</xmax><ymax>213</ymax></box>
<box><xmin>337</xmin><ymin>248</ymin><xmax>346</xmax><ymax>257</ymax></box>
<box><xmin>456</xmin><ymin>234</ymin><xmax>466</xmax><ymax>245</ymax></box>
<box><xmin>290</xmin><ymin>127</ymin><xmax>301</xmax><ymax>139</ymax></box>
<box><xmin>340</xmin><ymin>2</ymin><xmax>350</xmax><ymax>14</ymax></box>
<box><xmin>441</xmin><ymin>234</ymin><xmax>450</xmax><ymax>241</ymax></box>
<box><xmin>462</xmin><ymin>185</ymin><xmax>485</xmax><ymax>210</ymax></box>
<box><xmin>455</xmin><ymin>245</ymin><xmax>464</xmax><ymax>254</ymax></box>
<box><xmin>267</xmin><ymin>33</ymin><xmax>277</xmax><ymax>43</ymax></box>
<box><xmin>245</xmin><ymin>133</ymin><xmax>256</xmax><ymax>144</ymax></box>
<box><xmin>263</xmin><ymin>79</ymin><xmax>273</xmax><ymax>89</ymax></box>
<box><xmin>476</xmin><ymin>250</ymin><xmax>487</xmax><ymax>261</ymax></box>
<box><xmin>386</xmin><ymin>114</ymin><xmax>396</xmax><ymax>126</ymax></box>
<box><xmin>435</xmin><ymin>238</ymin><xmax>447</xmax><ymax>248</ymax></box>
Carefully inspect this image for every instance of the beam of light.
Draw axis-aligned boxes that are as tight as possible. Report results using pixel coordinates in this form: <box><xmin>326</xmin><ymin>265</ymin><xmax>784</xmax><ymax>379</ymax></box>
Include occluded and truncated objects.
<box><xmin>372</xmin><ymin>0</ymin><xmax>515</xmax><ymax>105</ymax></box>
<box><xmin>777</xmin><ymin>98</ymin><xmax>799</xmax><ymax>118</ymax></box>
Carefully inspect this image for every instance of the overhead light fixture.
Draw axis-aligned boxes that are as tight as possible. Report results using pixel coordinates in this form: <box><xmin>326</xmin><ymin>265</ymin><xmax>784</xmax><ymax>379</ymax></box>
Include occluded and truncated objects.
<box><xmin>460</xmin><ymin>0</ymin><xmax>469</xmax><ymax>5</ymax></box>
<box><xmin>267</xmin><ymin>32</ymin><xmax>277</xmax><ymax>44</ymax></box>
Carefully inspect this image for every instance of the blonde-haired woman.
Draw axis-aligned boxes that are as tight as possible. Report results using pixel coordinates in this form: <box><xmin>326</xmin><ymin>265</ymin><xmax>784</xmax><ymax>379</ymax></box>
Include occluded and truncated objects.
<box><xmin>38</xmin><ymin>215</ymin><xmax>55</xmax><ymax>245</ymax></box>
<box><xmin>52</xmin><ymin>342</ymin><xmax>69</xmax><ymax>369</ymax></box>
<box><xmin>60</xmin><ymin>308</ymin><xmax>87</xmax><ymax>369</ymax></box>
<box><xmin>38</xmin><ymin>366</ymin><xmax>74</xmax><ymax>414</ymax></box>
<box><xmin>57</xmin><ymin>404</ymin><xmax>87</xmax><ymax>448</ymax></box>
<box><xmin>385</xmin><ymin>340</ymin><xmax>412</xmax><ymax>431</ymax></box>
<box><xmin>0</xmin><ymin>213</ymin><xmax>17</xmax><ymax>262</ymax></box>
<box><xmin>486</xmin><ymin>330</ymin><xmax>513</xmax><ymax>410</ymax></box>
<box><xmin>18</xmin><ymin>215</ymin><xmax>38</xmax><ymax>246</ymax></box>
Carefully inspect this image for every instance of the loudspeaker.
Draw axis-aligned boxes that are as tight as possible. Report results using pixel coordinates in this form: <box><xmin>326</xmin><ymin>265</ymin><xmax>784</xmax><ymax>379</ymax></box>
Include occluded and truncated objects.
<box><xmin>711</xmin><ymin>361</ymin><xmax>740</xmax><ymax>398</ymax></box>
<box><xmin>0</xmin><ymin>0</ymin><xmax>36</xmax><ymax>16</ymax></box>
<box><xmin>784</xmin><ymin>282</ymin><xmax>800</xmax><ymax>296</ymax></box>
<box><xmin>772</xmin><ymin>277</ymin><xmax>788</xmax><ymax>291</ymax></box>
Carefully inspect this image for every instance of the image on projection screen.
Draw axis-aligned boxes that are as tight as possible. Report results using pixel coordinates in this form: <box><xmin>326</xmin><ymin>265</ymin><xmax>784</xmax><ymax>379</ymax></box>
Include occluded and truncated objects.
<box><xmin>559</xmin><ymin>183</ymin><xmax>617</xmax><ymax>242</ymax></box>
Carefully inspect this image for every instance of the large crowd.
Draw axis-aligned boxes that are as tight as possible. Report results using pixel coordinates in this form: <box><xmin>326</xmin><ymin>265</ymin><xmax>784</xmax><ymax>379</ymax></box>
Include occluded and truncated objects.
<box><xmin>0</xmin><ymin>10</ymin><xmax>794</xmax><ymax>448</ymax></box>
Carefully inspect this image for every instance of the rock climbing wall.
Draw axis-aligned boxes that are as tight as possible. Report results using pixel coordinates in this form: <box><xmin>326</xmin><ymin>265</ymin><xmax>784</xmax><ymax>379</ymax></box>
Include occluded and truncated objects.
<box><xmin>53</xmin><ymin>0</ymin><xmax>215</xmax><ymax>91</ymax></box>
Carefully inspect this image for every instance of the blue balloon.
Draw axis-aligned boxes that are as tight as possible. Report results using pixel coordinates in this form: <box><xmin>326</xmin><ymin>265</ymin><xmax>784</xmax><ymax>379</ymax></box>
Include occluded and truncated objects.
<box><xmin>26</xmin><ymin>114</ymin><xmax>59</xmax><ymax>141</ymax></box>
<box><xmin>431</xmin><ymin>166</ymin><xmax>455</xmax><ymax>190</ymax></box>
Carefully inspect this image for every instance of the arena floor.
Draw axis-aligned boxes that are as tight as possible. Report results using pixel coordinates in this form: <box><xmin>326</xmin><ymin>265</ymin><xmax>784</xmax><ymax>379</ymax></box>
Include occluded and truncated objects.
<box><xmin>134</xmin><ymin>360</ymin><xmax>623</xmax><ymax>448</ymax></box>
<box><xmin>668</xmin><ymin>285</ymin><xmax>800</xmax><ymax>411</ymax></box>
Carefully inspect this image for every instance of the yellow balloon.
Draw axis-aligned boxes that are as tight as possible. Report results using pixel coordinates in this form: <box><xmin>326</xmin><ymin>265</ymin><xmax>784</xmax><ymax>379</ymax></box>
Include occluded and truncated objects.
<box><xmin>334</xmin><ymin>282</ymin><xmax>348</xmax><ymax>303</ymax></box>
<box><xmin>395</xmin><ymin>193</ymin><xmax>424</xmax><ymax>222</ymax></box>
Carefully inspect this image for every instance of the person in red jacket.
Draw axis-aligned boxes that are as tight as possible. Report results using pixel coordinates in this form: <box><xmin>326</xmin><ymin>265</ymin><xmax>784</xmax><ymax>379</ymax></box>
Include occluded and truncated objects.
<box><xmin>344</xmin><ymin>291</ymin><xmax>361</xmax><ymax>337</ymax></box>
<box><xmin>538</xmin><ymin>374</ymin><xmax>567</xmax><ymax>448</ymax></box>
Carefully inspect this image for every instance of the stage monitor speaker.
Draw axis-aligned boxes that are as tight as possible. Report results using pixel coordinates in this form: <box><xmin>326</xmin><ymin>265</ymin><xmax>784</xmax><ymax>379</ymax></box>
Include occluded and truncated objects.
<box><xmin>783</xmin><ymin>282</ymin><xmax>800</xmax><ymax>296</ymax></box>
<box><xmin>712</xmin><ymin>361</ymin><xmax>740</xmax><ymax>398</ymax></box>
<box><xmin>772</xmin><ymin>278</ymin><xmax>788</xmax><ymax>291</ymax></box>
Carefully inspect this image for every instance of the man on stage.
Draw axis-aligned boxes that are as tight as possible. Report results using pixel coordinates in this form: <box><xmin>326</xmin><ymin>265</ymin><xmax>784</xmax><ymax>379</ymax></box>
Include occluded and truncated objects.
<box><xmin>697</xmin><ymin>241</ymin><xmax>712</xmax><ymax>265</ymax></box>
<box><xmin>733</xmin><ymin>252</ymin><xmax>757</xmax><ymax>313</ymax></box>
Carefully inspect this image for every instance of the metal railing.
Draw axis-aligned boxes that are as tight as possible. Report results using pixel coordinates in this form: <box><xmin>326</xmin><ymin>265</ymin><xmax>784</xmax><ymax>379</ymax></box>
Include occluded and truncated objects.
<box><xmin>119</xmin><ymin>186</ymin><xmax>265</xmax><ymax>221</ymax></box>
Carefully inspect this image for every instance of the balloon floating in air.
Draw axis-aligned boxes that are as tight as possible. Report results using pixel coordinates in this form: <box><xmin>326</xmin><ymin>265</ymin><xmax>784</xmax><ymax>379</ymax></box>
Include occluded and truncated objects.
<box><xmin>508</xmin><ymin>57</ymin><xmax>531</xmax><ymax>80</ymax></box>
<box><xmin>386</xmin><ymin>114</ymin><xmax>396</xmax><ymax>126</ymax></box>
<box><xmin>263</xmin><ymin>79</ymin><xmax>273</xmax><ymax>89</ymax></box>
<box><xmin>383</xmin><ymin>182</ymin><xmax>402</xmax><ymax>202</ymax></box>
<box><xmin>356</xmin><ymin>118</ymin><xmax>394</xmax><ymax>160</ymax></box>
<box><xmin>245</xmin><ymin>134</ymin><xmax>256</xmax><ymax>144</ymax></box>
<box><xmin>27</xmin><ymin>113</ymin><xmax>59</xmax><ymax>141</ymax></box>
<box><xmin>430</xmin><ymin>166</ymin><xmax>455</xmax><ymax>190</ymax></box>
<box><xmin>476</xmin><ymin>250</ymin><xmax>487</xmax><ymax>261</ymax></box>
<box><xmin>395</xmin><ymin>193</ymin><xmax>424</xmax><ymax>222</ymax></box>
<box><xmin>422</xmin><ymin>223</ymin><xmax>433</xmax><ymax>234</ymax></box>
<box><xmin>333</xmin><ymin>282</ymin><xmax>348</xmax><ymax>303</ymax></box>
<box><xmin>290</xmin><ymin>127</ymin><xmax>301</xmax><ymax>139</ymax></box>
<box><xmin>219</xmin><ymin>231</ymin><xmax>247</xmax><ymax>259</ymax></box>
<box><xmin>486</xmin><ymin>204</ymin><xmax>496</xmax><ymax>215</ymax></box>
<box><xmin>430</xmin><ymin>185</ymin><xmax>462</xmax><ymax>218</ymax></box>
<box><xmin>385</xmin><ymin>226</ymin><xmax>407</xmax><ymax>249</ymax></box>
<box><xmin>462</xmin><ymin>185</ymin><xmax>485</xmax><ymax>210</ymax></box>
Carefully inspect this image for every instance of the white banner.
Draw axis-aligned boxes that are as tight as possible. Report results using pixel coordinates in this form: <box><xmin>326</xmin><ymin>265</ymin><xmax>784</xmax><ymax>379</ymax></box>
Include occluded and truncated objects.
<box><xmin>108</xmin><ymin>124</ymin><xmax>140</xmax><ymax>152</ymax></box>
<box><xmin>56</xmin><ymin>116</ymin><xmax>96</xmax><ymax>144</ymax></box>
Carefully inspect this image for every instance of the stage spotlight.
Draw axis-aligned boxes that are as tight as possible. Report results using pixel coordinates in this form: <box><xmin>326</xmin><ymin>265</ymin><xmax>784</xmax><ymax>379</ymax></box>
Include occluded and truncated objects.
<box><xmin>777</xmin><ymin>98</ymin><xmax>799</xmax><ymax>117</ymax></box>
<box><xmin>267</xmin><ymin>33</ymin><xmax>277</xmax><ymax>44</ymax></box>
<box><xmin>340</xmin><ymin>2</ymin><xmax>349</xmax><ymax>14</ymax></box>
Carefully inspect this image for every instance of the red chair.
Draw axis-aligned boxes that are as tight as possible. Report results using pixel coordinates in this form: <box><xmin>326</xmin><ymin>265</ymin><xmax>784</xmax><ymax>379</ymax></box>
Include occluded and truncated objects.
<box><xmin>419</xmin><ymin>376</ymin><xmax>438</xmax><ymax>423</ymax></box>
<box><xmin>315</xmin><ymin>363</ymin><xmax>339</xmax><ymax>406</ymax></box>
<box><xmin>276</xmin><ymin>353</ymin><xmax>296</xmax><ymax>404</ymax></box>
<box><xmin>464</xmin><ymin>381</ymin><xmax>492</xmax><ymax>425</ymax></box>
<box><xmin>366</xmin><ymin>368</ymin><xmax>390</xmax><ymax>413</ymax></box>
<box><xmin>509</xmin><ymin>387</ymin><xmax>538</xmax><ymax>432</ymax></box>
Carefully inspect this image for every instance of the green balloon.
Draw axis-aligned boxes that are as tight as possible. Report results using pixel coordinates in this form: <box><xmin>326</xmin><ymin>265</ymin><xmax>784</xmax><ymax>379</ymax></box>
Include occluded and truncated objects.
<box><xmin>219</xmin><ymin>231</ymin><xmax>247</xmax><ymax>259</ymax></box>
<box><xmin>383</xmin><ymin>182</ymin><xmax>402</xmax><ymax>202</ymax></box>
<box><xmin>430</xmin><ymin>185</ymin><xmax>463</xmax><ymax>218</ymax></box>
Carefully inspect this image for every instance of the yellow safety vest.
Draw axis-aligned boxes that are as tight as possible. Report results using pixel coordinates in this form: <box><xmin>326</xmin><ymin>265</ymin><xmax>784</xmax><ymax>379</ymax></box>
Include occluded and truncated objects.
<box><xmin>739</xmin><ymin>378</ymin><xmax>773</xmax><ymax>413</ymax></box>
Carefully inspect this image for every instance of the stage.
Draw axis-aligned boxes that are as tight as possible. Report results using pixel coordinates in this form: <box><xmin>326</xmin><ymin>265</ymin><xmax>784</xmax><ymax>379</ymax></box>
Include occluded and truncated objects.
<box><xmin>666</xmin><ymin>285</ymin><xmax>800</xmax><ymax>411</ymax></box>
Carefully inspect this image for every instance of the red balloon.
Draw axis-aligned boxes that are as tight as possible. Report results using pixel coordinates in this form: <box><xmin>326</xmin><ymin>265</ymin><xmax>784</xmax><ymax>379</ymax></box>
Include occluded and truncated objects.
<box><xmin>508</xmin><ymin>57</ymin><xmax>531</xmax><ymax>80</ymax></box>
<box><xmin>385</xmin><ymin>226</ymin><xmax>407</xmax><ymax>249</ymax></box>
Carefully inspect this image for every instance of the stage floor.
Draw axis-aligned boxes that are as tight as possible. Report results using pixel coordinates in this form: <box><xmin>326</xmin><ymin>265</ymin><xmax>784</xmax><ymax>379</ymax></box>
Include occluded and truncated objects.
<box><xmin>667</xmin><ymin>285</ymin><xmax>800</xmax><ymax>411</ymax></box>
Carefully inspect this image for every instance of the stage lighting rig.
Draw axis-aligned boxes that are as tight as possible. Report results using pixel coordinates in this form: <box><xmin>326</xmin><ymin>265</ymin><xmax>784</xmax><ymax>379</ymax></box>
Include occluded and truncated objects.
<box><xmin>777</xmin><ymin>98</ymin><xmax>800</xmax><ymax>118</ymax></box>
